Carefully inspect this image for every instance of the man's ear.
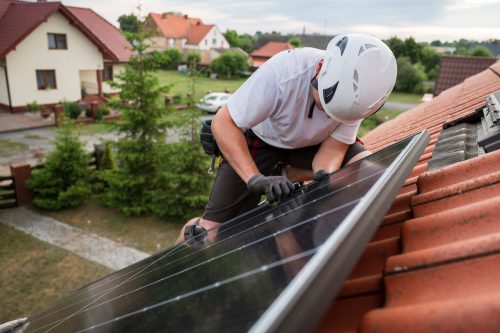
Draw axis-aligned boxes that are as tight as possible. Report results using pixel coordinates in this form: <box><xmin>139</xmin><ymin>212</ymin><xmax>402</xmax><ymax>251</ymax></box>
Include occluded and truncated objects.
<box><xmin>315</xmin><ymin>59</ymin><xmax>324</xmax><ymax>76</ymax></box>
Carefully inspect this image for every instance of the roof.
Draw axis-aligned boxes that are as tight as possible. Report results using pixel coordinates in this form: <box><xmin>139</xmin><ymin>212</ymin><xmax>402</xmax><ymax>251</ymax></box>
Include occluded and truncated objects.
<box><xmin>250</xmin><ymin>41</ymin><xmax>292</xmax><ymax>58</ymax></box>
<box><xmin>253</xmin><ymin>34</ymin><xmax>335</xmax><ymax>51</ymax></box>
<box><xmin>66</xmin><ymin>6</ymin><xmax>133</xmax><ymax>62</ymax></box>
<box><xmin>0</xmin><ymin>0</ymin><xmax>132</xmax><ymax>62</ymax></box>
<box><xmin>434</xmin><ymin>55</ymin><xmax>498</xmax><ymax>95</ymax></box>
<box><xmin>187</xmin><ymin>23</ymin><xmax>213</xmax><ymax>45</ymax></box>
<box><xmin>148</xmin><ymin>12</ymin><xmax>202</xmax><ymax>39</ymax></box>
<box><xmin>315</xmin><ymin>62</ymin><xmax>500</xmax><ymax>331</ymax></box>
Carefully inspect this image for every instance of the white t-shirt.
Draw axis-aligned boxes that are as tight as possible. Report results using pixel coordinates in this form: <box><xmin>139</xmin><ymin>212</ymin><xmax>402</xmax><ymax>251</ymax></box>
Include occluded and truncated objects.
<box><xmin>227</xmin><ymin>47</ymin><xmax>361</xmax><ymax>149</ymax></box>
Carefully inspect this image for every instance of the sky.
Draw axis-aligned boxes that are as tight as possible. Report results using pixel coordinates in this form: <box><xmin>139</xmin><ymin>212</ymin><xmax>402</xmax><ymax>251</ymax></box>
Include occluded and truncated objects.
<box><xmin>63</xmin><ymin>0</ymin><xmax>500</xmax><ymax>42</ymax></box>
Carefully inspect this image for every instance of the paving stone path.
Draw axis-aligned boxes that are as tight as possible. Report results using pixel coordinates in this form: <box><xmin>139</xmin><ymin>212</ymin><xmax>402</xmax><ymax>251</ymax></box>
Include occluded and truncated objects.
<box><xmin>0</xmin><ymin>207</ymin><xmax>149</xmax><ymax>270</ymax></box>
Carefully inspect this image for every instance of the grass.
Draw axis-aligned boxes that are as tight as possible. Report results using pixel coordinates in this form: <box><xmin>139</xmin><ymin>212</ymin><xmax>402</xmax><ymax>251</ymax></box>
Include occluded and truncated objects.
<box><xmin>359</xmin><ymin>108</ymin><xmax>404</xmax><ymax>138</ymax></box>
<box><xmin>0</xmin><ymin>139</ymin><xmax>28</xmax><ymax>157</ymax></box>
<box><xmin>35</xmin><ymin>201</ymin><xmax>184</xmax><ymax>254</ymax></box>
<box><xmin>154</xmin><ymin>70</ymin><xmax>246</xmax><ymax>103</ymax></box>
<box><xmin>0</xmin><ymin>224</ymin><xmax>111</xmax><ymax>322</ymax></box>
<box><xmin>73</xmin><ymin>122</ymin><xmax>116</xmax><ymax>136</ymax></box>
<box><xmin>387</xmin><ymin>92</ymin><xmax>422</xmax><ymax>104</ymax></box>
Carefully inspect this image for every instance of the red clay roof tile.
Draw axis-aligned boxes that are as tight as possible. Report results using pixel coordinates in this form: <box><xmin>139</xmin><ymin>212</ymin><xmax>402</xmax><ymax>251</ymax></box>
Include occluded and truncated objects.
<box><xmin>318</xmin><ymin>56</ymin><xmax>500</xmax><ymax>332</ymax></box>
<box><xmin>250</xmin><ymin>42</ymin><xmax>292</xmax><ymax>58</ymax></box>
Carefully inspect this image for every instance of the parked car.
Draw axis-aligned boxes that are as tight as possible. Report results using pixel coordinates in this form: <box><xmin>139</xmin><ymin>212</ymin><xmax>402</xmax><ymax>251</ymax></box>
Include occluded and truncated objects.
<box><xmin>196</xmin><ymin>93</ymin><xmax>231</xmax><ymax>113</ymax></box>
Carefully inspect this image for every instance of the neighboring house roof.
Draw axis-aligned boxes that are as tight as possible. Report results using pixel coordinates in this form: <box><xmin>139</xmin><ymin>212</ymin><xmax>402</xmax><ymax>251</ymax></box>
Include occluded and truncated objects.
<box><xmin>66</xmin><ymin>6</ymin><xmax>134</xmax><ymax>62</ymax></box>
<box><xmin>250</xmin><ymin>42</ymin><xmax>292</xmax><ymax>58</ymax></box>
<box><xmin>315</xmin><ymin>61</ymin><xmax>500</xmax><ymax>331</ymax></box>
<box><xmin>253</xmin><ymin>34</ymin><xmax>335</xmax><ymax>51</ymax></box>
<box><xmin>187</xmin><ymin>23</ymin><xmax>213</xmax><ymax>45</ymax></box>
<box><xmin>148</xmin><ymin>12</ymin><xmax>202</xmax><ymax>39</ymax></box>
<box><xmin>0</xmin><ymin>0</ymin><xmax>132</xmax><ymax>62</ymax></box>
<box><xmin>434</xmin><ymin>55</ymin><xmax>498</xmax><ymax>95</ymax></box>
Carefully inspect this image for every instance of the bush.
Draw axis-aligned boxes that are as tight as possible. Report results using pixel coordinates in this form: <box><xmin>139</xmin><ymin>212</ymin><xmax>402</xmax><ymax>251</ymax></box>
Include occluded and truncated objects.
<box><xmin>26</xmin><ymin>101</ymin><xmax>40</xmax><ymax>111</ymax></box>
<box><xmin>395</xmin><ymin>57</ymin><xmax>427</xmax><ymax>93</ymax></box>
<box><xmin>210</xmin><ymin>51</ymin><xmax>249</xmax><ymax>79</ymax></box>
<box><xmin>62</xmin><ymin>102</ymin><xmax>83</xmax><ymax>119</ymax></box>
<box><xmin>95</xmin><ymin>109</ymin><xmax>104</xmax><ymax>121</ymax></box>
<box><xmin>27</xmin><ymin>125</ymin><xmax>91</xmax><ymax>210</ymax></box>
<box><xmin>85</xmin><ymin>107</ymin><xmax>93</xmax><ymax>118</ymax></box>
<box><xmin>151</xmin><ymin>141</ymin><xmax>211</xmax><ymax>219</ymax></box>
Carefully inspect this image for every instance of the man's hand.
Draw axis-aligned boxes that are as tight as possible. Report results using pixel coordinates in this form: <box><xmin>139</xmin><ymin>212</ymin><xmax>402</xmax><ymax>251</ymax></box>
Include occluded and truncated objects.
<box><xmin>247</xmin><ymin>173</ymin><xmax>294</xmax><ymax>203</ymax></box>
<box><xmin>313</xmin><ymin>170</ymin><xmax>330</xmax><ymax>181</ymax></box>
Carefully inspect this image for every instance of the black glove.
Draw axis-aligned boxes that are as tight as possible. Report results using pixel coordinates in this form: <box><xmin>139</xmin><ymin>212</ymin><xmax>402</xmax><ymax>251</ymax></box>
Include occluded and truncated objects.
<box><xmin>247</xmin><ymin>173</ymin><xmax>295</xmax><ymax>203</ymax></box>
<box><xmin>313</xmin><ymin>170</ymin><xmax>330</xmax><ymax>182</ymax></box>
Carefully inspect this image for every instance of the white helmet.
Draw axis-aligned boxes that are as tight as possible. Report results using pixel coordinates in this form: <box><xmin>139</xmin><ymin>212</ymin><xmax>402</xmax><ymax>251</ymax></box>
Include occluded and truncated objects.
<box><xmin>317</xmin><ymin>33</ymin><xmax>397</xmax><ymax>125</ymax></box>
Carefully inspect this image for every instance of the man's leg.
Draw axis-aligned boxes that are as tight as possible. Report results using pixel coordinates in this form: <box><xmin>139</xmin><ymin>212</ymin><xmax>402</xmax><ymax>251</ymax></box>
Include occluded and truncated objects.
<box><xmin>176</xmin><ymin>131</ymin><xmax>287</xmax><ymax>244</ymax></box>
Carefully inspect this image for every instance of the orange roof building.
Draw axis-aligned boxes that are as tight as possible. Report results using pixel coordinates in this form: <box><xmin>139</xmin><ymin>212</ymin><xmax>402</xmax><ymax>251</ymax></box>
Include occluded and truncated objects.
<box><xmin>145</xmin><ymin>12</ymin><xmax>229</xmax><ymax>54</ymax></box>
<box><xmin>314</xmin><ymin>59</ymin><xmax>500</xmax><ymax>332</ymax></box>
<box><xmin>250</xmin><ymin>41</ymin><xmax>293</xmax><ymax>68</ymax></box>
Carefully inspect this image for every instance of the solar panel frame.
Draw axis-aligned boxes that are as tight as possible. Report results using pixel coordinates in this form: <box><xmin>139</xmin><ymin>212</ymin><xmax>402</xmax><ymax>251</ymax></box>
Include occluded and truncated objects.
<box><xmin>250</xmin><ymin>130</ymin><xmax>430</xmax><ymax>333</ymax></box>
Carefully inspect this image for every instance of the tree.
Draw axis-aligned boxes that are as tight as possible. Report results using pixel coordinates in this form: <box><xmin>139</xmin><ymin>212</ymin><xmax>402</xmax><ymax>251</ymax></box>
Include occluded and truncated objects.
<box><xmin>210</xmin><ymin>52</ymin><xmax>249</xmax><ymax>78</ymax></box>
<box><xmin>470</xmin><ymin>46</ymin><xmax>494</xmax><ymax>57</ymax></box>
<box><xmin>288</xmin><ymin>37</ymin><xmax>302</xmax><ymax>48</ymax></box>
<box><xmin>395</xmin><ymin>57</ymin><xmax>426</xmax><ymax>93</ymax></box>
<box><xmin>118</xmin><ymin>14</ymin><xmax>140</xmax><ymax>34</ymax></box>
<box><xmin>404</xmin><ymin>37</ymin><xmax>421</xmax><ymax>63</ymax></box>
<box><xmin>419</xmin><ymin>46</ymin><xmax>441</xmax><ymax>79</ymax></box>
<box><xmin>28</xmin><ymin>124</ymin><xmax>91</xmax><ymax>210</ymax></box>
<box><xmin>430</xmin><ymin>40</ymin><xmax>442</xmax><ymax>47</ymax></box>
<box><xmin>186</xmin><ymin>51</ymin><xmax>201</xmax><ymax>71</ymax></box>
<box><xmin>100</xmin><ymin>27</ymin><xmax>170</xmax><ymax>216</ymax></box>
<box><xmin>385</xmin><ymin>36</ymin><xmax>405</xmax><ymax>59</ymax></box>
<box><xmin>224</xmin><ymin>29</ymin><xmax>240</xmax><ymax>48</ymax></box>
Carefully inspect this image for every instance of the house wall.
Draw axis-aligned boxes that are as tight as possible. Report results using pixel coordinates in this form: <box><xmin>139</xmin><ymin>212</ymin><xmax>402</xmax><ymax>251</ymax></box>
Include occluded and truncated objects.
<box><xmin>102</xmin><ymin>64</ymin><xmax>125</xmax><ymax>94</ymax></box>
<box><xmin>5</xmin><ymin>11</ymin><xmax>103</xmax><ymax>107</ymax></box>
<box><xmin>0</xmin><ymin>65</ymin><xmax>9</xmax><ymax>105</ymax></box>
<box><xmin>184</xmin><ymin>26</ymin><xmax>229</xmax><ymax>51</ymax></box>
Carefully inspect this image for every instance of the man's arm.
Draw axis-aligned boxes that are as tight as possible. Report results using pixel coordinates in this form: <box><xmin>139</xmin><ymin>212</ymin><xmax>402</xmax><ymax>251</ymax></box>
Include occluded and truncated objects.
<box><xmin>211</xmin><ymin>104</ymin><xmax>259</xmax><ymax>183</ymax></box>
<box><xmin>312</xmin><ymin>136</ymin><xmax>349</xmax><ymax>174</ymax></box>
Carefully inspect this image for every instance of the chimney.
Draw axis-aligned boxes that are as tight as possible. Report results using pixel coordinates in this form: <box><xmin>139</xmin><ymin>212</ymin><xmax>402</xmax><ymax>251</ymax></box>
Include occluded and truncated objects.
<box><xmin>184</xmin><ymin>14</ymin><xmax>188</xmax><ymax>19</ymax></box>
<box><xmin>37</xmin><ymin>0</ymin><xmax>47</xmax><ymax>2</ymax></box>
<box><xmin>162</xmin><ymin>13</ymin><xmax>167</xmax><ymax>19</ymax></box>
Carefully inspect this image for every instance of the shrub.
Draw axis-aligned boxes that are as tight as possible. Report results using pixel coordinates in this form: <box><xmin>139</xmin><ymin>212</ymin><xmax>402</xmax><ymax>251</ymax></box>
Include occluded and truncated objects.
<box><xmin>85</xmin><ymin>107</ymin><xmax>93</xmax><ymax>118</ymax></box>
<box><xmin>26</xmin><ymin>101</ymin><xmax>40</xmax><ymax>111</ymax></box>
<box><xmin>62</xmin><ymin>102</ymin><xmax>83</xmax><ymax>119</ymax></box>
<box><xmin>210</xmin><ymin>51</ymin><xmax>249</xmax><ymax>78</ymax></box>
<box><xmin>395</xmin><ymin>57</ymin><xmax>427</xmax><ymax>93</ymax></box>
<box><xmin>27</xmin><ymin>125</ymin><xmax>91</xmax><ymax>210</ymax></box>
<box><xmin>100</xmin><ymin>107</ymin><xmax>111</xmax><ymax>116</ymax></box>
<box><xmin>95</xmin><ymin>109</ymin><xmax>104</xmax><ymax>121</ymax></box>
<box><xmin>288</xmin><ymin>37</ymin><xmax>302</xmax><ymax>48</ymax></box>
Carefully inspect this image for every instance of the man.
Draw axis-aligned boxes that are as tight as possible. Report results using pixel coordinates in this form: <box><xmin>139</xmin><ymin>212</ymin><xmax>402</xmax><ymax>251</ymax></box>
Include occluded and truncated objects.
<box><xmin>178</xmin><ymin>33</ymin><xmax>397</xmax><ymax>243</ymax></box>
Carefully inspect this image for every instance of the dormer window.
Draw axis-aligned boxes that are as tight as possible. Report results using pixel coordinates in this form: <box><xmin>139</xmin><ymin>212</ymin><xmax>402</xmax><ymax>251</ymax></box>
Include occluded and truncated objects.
<box><xmin>48</xmin><ymin>33</ymin><xmax>67</xmax><ymax>50</ymax></box>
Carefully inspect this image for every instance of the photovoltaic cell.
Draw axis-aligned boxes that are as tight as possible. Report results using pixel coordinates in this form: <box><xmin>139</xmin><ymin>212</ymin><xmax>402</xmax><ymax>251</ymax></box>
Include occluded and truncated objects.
<box><xmin>21</xmin><ymin>131</ymin><xmax>428</xmax><ymax>333</ymax></box>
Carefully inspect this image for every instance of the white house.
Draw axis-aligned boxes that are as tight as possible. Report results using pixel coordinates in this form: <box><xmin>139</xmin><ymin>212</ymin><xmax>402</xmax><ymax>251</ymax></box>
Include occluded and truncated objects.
<box><xmin>144</xmin><ymin>12</ymin><xmax>229</xmax><ymax>65</ymax></box>
<box><xmin>0</xmin><ymin>0</ymin><xmax>133</xmax><ymax>112</ymax></box>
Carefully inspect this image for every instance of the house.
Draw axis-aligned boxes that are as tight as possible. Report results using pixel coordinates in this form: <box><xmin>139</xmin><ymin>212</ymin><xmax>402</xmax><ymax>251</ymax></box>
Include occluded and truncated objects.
<box><xmin>250</xmin><ymin>41</ymin><xmax>292</xmax><ymax>68</ymax></box>
<box><xmin>434</xmin><ymin>55</ymin><xmax>498</xmax><ymax>95</ymax></box>
<box><xmin>144</xmin><ymin>12</ymin><xmax>230</xmax><ymax>65</ymax></box>
<box><xmin>0</xmin><ymin>0</ymin><xmax>133</xmax><ymax>113</ymax></box>
<box><xmin>314</xmin><ymin>59</ymin><xmax>500</xmax><ymax>332</ymax></box>
<box><xmin>253</xmin><ymin>34</ymin><xmax>335</xmax><ymax>51</ymax></box>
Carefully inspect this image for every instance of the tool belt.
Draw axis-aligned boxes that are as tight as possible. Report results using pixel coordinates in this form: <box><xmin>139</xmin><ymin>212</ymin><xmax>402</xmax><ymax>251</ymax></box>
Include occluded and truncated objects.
<box><xmin>200</xmin><ymin>120</ymin><xmax>222</xmax><ymax>174</ymax></box>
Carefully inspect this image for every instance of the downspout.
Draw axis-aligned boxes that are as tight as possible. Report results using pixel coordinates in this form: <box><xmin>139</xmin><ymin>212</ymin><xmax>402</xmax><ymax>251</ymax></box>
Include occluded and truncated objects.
<box><xmin>1</xmin><ymin>62</ymin><xmax>13</xmax><ymax>112</ymax></box>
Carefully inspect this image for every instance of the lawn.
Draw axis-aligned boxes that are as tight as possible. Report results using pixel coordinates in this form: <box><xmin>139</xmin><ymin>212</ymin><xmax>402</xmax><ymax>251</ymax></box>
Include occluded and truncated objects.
<box><xmin>0</xmin><ymin>139</ymin><xmax>28</xmax><ymax>157</ymax></box>
<box><xmin>35</xmin><ymin>201</ymin><xmax>184</xmax><ymax>254</ymax></box>
<box><xmin>0</xmin><ymin>223</ymin><xmax>111</xmax><ymax>323</ymax></box>
<box><xmin>387</xmin><ymin>92</ymin><xmax>422</xmax><ymax>104</ymax></box>
<box><xmin>359</xmin><ymin>107</ymin><xmax>404</xmax><ymax>138</ymax></box>
<box><xmin>154</xmin><ymin>70</ymin><xmax>246</xmax><ymax>102</ymax></box>
<box><xmin>73</xmin><ymin>122</ymin><xmax>116</xmax><ymax>136</ymax></box>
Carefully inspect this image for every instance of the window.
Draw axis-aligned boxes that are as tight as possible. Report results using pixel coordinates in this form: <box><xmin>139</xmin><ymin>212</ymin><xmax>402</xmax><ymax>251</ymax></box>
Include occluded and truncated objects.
<box><xmin>205</xmin><ymin>39</ymin><xmax>208</xmax><ymax>46</ymax></box>
<box><xmin>103</xmin><ymin>64</ymin><xmax>113</xmax><ymax>81</ymax></box>
<box><xmin>36</xmin><ymin>70</ymin><xmax>56</xmax><ymax>90</ymax></box>
<box><xmin>47</xmin><ymin>33</ymin><xmax>67</xmax><ymax>49</ymax></box>
<box><xmin>212</xmin><ymin>38</ymin><xmax>216</xmax><ymax>46</ymax></box>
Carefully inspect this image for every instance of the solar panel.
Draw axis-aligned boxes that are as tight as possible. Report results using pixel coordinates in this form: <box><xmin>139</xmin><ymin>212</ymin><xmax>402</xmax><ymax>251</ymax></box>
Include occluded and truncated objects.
<box><xmin>21</xmin><ymin>130</ymin><xmax>429</xmax><ymax>333</ymax></box>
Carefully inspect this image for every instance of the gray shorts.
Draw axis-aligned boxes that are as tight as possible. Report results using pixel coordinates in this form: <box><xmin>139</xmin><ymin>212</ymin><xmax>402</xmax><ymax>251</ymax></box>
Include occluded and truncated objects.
<box><xmin>203</xmin><ymin>130</ymin><xmax>366</xmax><ymax>223</ymax></box>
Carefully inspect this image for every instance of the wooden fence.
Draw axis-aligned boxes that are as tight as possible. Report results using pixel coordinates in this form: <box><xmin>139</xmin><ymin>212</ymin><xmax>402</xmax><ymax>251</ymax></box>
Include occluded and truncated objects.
<box><xmin>0</xmin><ymin>175</ymin><xmax>17</xmax><ymax>209</ymax></box>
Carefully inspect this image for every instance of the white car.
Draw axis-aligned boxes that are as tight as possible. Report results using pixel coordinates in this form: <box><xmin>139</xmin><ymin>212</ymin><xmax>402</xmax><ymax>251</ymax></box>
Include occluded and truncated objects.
<box><xmin>196</xmin><ymin>93</ymin><xmax>231</xmax><ymax>113</ymax></box>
